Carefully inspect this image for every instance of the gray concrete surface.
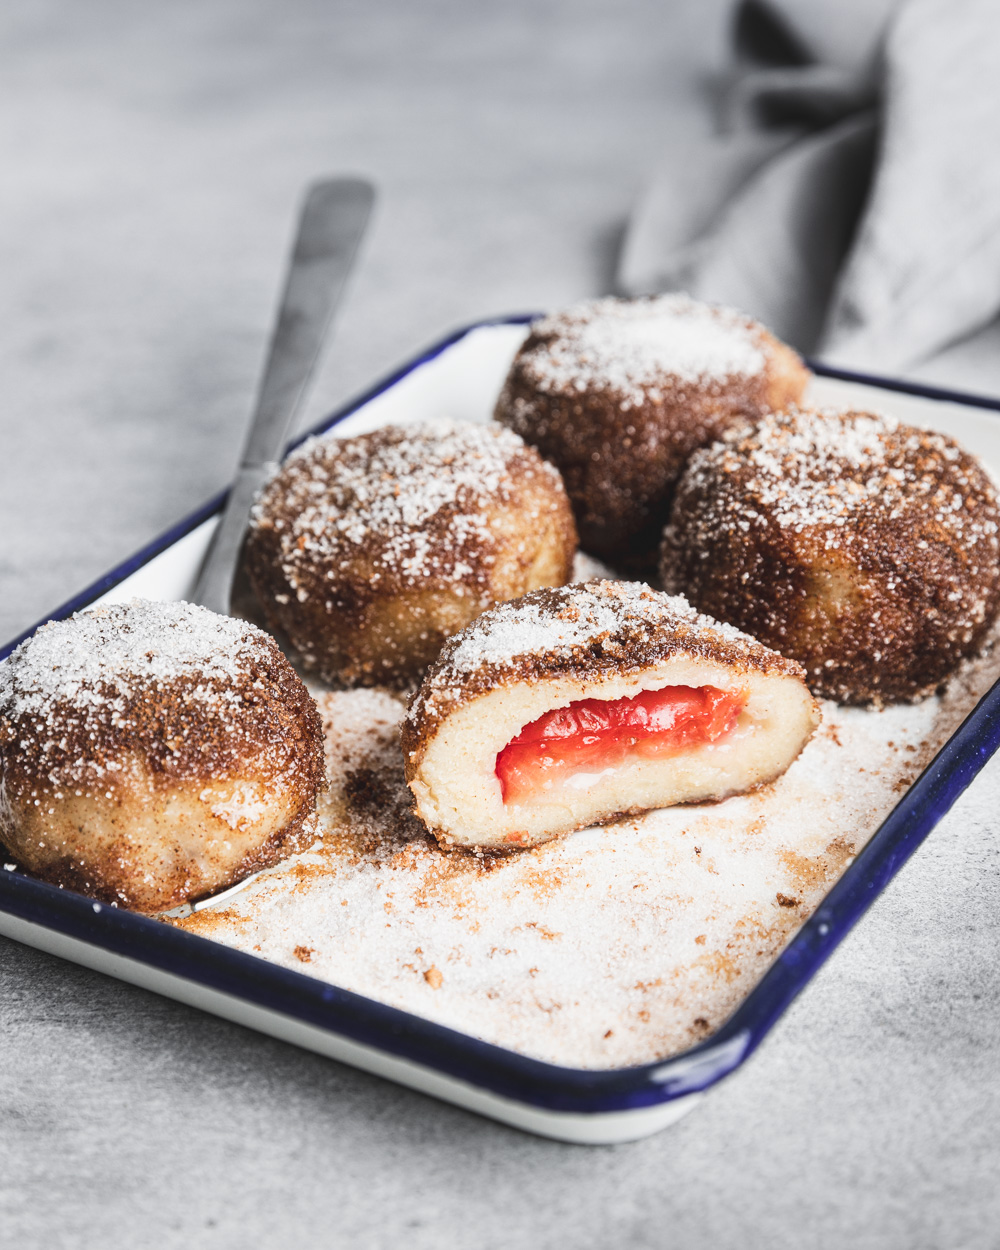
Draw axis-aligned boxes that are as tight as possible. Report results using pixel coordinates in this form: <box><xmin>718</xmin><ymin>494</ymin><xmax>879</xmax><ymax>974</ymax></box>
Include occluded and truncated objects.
<box><xmin>1</xmin><ymin>3</ymin><xmax>999</xmax><ymax>1247</ymax></box>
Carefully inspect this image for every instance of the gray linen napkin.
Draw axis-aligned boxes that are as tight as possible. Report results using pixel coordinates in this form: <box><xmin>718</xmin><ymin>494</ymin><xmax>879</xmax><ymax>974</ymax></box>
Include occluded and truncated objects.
<box><xmin>618</xmin><ymin>0</ymin><xmax>1000</xmax><ymax>376</ymax></box>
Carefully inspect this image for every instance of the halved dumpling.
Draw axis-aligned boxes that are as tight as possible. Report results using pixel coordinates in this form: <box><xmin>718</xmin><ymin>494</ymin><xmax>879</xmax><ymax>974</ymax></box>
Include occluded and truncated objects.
<box><xmin>401</xmin><ymin>581</ymin><xmax>820</xmax><ymax>849</ymax></box>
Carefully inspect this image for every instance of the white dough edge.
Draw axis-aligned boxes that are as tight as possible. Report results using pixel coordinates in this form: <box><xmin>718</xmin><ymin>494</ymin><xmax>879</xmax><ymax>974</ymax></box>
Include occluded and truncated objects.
<box><xmin>408</xmin><ymin>655</ymin><xmax>820</xmax><ymax>848</ymax></box>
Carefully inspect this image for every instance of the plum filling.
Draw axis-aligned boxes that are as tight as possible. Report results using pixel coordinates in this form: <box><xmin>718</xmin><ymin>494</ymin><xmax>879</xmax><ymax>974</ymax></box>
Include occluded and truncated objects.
<box><xmin>496</xmin><ymin>685</ymin><xmax>747</xmax><ymax>805</ymax></box>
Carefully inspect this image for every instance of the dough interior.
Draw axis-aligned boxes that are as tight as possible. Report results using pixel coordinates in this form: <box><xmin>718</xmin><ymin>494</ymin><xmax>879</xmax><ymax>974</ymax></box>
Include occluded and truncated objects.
<box><xmin>411</xmin><ymin>654</ymin><xmax>818</xmax><ymax>848</ymax></box>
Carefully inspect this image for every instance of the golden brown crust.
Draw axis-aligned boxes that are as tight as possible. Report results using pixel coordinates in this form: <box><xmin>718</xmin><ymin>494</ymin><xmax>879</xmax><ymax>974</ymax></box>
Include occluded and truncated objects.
<box><xmin>0</xmin><ymin>600</ymin><xmax>324</xmax><ymax>911</ymax></box>
<box><xmin>401</xmin><ymin>580</ymin><xmax>808</xmax><ymax>775</ymax></box>
<box><xmin>245</xmin><ymin>419</ymin><xmax>578</xmax><ymax>686</ymax></box>
<box><xmin>660</xmin><ymin>407</ymin><xmax>1000</xmax><ymax>703</ymax></box>
<box><xmin>494</xmin><ymin>296</ymin><xmax>809</xmax><ymax>565</ymax></box>
<box><xmin>20</xmin><ymin>799</ymin><xmax>320</xmax><ymax>911</ymax></box>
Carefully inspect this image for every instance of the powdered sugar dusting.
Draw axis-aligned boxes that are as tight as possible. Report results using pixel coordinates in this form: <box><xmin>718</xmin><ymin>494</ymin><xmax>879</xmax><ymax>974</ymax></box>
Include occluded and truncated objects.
<box><xmin>525</xmin><ymin>295</ymin><xmax>767</xmax><ymax>406</ymax></box>
<box><xmin>404</xmin><ymin>581</ymin><xmax>781</xmax><ymax>739</ymax></box>
<box><xmin>437</xmin><ymin>581</ymin><xmax>757</xmax><ymax>679</ymax></box>
<box><xmin>660</xmin><ymin>403</ymin><xmax>1000</xmax><ymax>707</ymax></box>
<box><xmin>251</xmin><ymin>418</ymin><xmax>560</xmax><ymax>593</ymax></box>
<box><xmin>676</xmin><ymin>406</ymin><xmax>979</xmax><ymax>535</ymax></box>
<box><xmin>0</xmin><ymin>599</ymin><xmax>261</xmax><ymax>721</ymax></box>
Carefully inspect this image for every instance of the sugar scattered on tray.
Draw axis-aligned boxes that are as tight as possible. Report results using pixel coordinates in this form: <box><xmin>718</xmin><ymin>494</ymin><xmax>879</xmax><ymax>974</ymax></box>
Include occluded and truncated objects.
<box><xmin>174</xmin><ymin>628</ymin><xmax>1000</xmax><ymax>1070</ymax></box>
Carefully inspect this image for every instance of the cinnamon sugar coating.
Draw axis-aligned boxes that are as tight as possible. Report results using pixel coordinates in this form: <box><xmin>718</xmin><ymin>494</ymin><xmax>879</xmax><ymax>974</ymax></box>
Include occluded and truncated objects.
<box><xmin>660</xmin><ymin>408</ymin><xmax>1000</xmax><ymax>703</ymax></box>
<box><xmin>246</xmin><ymin>419</ymin><xmax>577</xmax><ymax>687</ymax></box>
<box><xmin>494</xmin><ymin>295</ymin><xmax>808</xmax><ymax>566</ymax></box>
<box><xmin>402</xmin><ymin>580</ymin><xmax>807</xmax><ymax>767</ymax></box>
<box><xmin>0</xmin><ymin>599</ymin><xmax>324</xmax><ymax>912</ymax></box>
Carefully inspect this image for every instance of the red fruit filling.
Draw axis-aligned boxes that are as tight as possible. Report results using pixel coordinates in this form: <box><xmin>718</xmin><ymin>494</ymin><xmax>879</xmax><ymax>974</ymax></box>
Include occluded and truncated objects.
<box><xmin>496</xmin><ymin>685</ymin><xmax>747</xmax><ymax>805</ymax></box>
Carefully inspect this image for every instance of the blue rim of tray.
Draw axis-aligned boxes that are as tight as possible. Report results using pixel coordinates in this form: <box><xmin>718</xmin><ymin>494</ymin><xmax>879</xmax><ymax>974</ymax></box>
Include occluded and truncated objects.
<box><xmin>3</xmin><ymin>314</ymin><xmax>1000</xmax><ymax>1116</ymax></box>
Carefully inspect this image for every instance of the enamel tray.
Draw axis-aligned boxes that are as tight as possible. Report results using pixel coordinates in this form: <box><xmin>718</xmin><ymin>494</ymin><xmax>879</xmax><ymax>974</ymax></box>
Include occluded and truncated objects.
<box><xmin>4</xmin><ymin>316</ymin><xmax>1000</xmax><ymax>1146</ymax></box>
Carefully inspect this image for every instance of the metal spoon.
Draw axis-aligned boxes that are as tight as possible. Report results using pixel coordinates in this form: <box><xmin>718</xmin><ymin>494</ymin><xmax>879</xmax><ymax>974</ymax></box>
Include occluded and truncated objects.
<box><xmin>192</xmin><ymin>176</ymin><xmax>375</xmax><ymax>615</ymax></box>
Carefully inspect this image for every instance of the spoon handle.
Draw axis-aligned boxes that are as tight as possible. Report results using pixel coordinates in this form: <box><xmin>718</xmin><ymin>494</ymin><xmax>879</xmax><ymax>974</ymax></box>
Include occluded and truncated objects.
<box><xmin>192</xmin><ymin>176</ymin><xmax>375</xmax><ymax>615</ymax></box>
